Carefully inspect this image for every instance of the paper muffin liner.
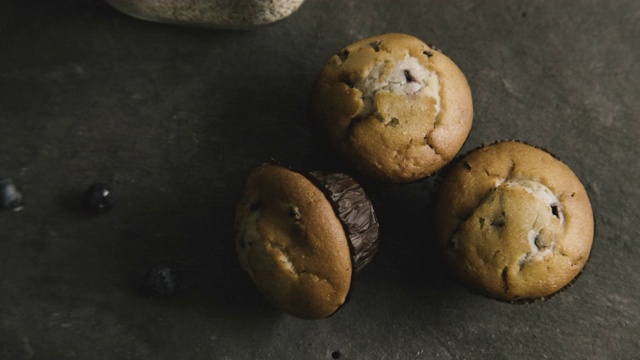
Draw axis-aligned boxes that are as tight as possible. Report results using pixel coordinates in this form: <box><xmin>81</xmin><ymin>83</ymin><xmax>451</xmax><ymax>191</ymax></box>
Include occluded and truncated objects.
<box><xmin>305</xmin><ymin>171</ymin><xmax>380</xmax><ymax>273</ymax></box>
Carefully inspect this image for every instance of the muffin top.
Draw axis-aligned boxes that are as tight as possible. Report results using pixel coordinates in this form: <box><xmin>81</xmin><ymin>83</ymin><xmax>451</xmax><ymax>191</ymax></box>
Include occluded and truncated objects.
<box><xmin>235</xmin><ymin>163</ymin><xmax>352</xmax><ymax>319</ymax></box>
<box><xmin>433</xmin><ymin>141</ymin><xmax>594</xmax><ymax>301</ymax></box>
<box><xmin>310</xmin><ymin>33</ymin><xmax>473</xmax><ymax>183</ymax></box>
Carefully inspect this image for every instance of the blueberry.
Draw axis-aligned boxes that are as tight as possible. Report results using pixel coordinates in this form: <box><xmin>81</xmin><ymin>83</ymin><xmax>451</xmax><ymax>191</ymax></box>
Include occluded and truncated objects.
<box><xmin>144</xmin><ymin>265</ymin><xmax>178</xmax><ymax>298</ymax></box>
<box><xmin>82</xmin><ymin>183</ymin><xmax>115</xmax><ymax>214</ymax></box>
<box><xmin>0</xmin><ymin>178</ymin><xmax>24</xmax><ymax>210</ymax></box>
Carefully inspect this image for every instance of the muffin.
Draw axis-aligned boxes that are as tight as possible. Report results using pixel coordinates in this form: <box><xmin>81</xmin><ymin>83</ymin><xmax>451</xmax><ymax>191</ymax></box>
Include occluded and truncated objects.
<box><xmin>234</xmin><ymin>163</ymin><xmax>379</xmax><ymax>319</ymax></box>
<box><xmin>433</xmin><ymin>141</ymin><xmax>594</xmax><ymax>301</ymax></box>
<box><xmin>310</xmin><ymin>33</ymin><xmax>473</xmax><ymax>183</ymax></box>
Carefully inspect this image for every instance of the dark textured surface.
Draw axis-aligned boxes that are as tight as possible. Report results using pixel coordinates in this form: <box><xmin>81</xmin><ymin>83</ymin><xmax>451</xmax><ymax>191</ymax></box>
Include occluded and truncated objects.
<box><xmin>0</xmin><ymin>0</ymin><xmax>638</xmax><ymax>359</ymax></box>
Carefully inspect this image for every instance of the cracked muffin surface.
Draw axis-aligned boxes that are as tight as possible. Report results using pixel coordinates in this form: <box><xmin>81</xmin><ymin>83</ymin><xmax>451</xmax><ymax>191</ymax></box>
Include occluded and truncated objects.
<box><xmin>235</xmin><ymin>163</ymin><xmax>352</xmax><ymax>319</ymax></box>
<box><xmin>433</xmin><ymin>141</ymin><xmax>594</xmax><ymax>301</ymax></box>
<box><xmin>310</xmin><ymin>33</ymin><xmax>473</xmax><ymax>182</ymax></box>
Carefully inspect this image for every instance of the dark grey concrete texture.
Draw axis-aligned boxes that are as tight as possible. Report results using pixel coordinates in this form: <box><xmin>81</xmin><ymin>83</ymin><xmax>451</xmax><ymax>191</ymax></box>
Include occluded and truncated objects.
<box><xmin>1</xmin><ymin>0</ymin><xmax>639</xmax><ymax>359</ymax></box>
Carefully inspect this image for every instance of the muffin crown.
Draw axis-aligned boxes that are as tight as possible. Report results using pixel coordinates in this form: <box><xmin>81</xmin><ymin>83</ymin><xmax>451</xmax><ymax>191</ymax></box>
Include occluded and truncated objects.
<box><xmin>311</xmin><ymin>33</ymin><xmax>473</xmax><ymax>182</ymax></box>
<box><xmin>433</xmin><ymin>141</ymin><xmax>594</xmax><ymax>301</ymax></box>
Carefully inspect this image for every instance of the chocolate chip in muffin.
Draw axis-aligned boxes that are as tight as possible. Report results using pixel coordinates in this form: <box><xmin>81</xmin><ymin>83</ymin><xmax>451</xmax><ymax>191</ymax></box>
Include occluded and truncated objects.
<box><xmin>339</xmin><ymin>75</ymin><xmax>355</xmax><ymax>88</ymax></box>
<box><xmin>338</xmin><ymin>49</ymin><xmax>349</xmax><ymax>62</ymax></box>
<box><xmin>370</xmin><ymin>40</ymin><xmax>381</xmax><ymax>52</ymax></box>
<box><xmin>404</xmin><ymin>69</ymin><xmax>416</xmax><ymax>82</ymax></box>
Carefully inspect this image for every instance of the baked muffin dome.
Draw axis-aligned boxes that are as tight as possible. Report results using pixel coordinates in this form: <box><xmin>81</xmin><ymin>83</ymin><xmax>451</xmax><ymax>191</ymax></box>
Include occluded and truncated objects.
<box><xmin>310</xmin><ymin>33</ymin><xmax>473</xmax><ymax>183</ymax></box>
<box><xmin>433</xmin><ymin>141</ymin><xmax>594</xmax><ymax>301</ymax></box>
<box><xmin>235</xmin><ymin>163</ymin><xmax>379</xmax><ymax>319</ymax></box>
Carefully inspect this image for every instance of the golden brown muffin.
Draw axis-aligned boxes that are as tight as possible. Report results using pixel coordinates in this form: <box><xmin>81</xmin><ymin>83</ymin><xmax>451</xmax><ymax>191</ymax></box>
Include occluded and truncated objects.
<box><xmin>433</xmin><ymin>141</ymin><xmax>594</xmax><ymax>301</ymax></box>
<box><xmin>235</xmin><ymin>163</ymin><xmax>379</xmax><ymax>319</ymax></box>
<box><xmin>310</xmin><ymin>33</ymin><xmax>473</xmax><ymax>183</ymax></box>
